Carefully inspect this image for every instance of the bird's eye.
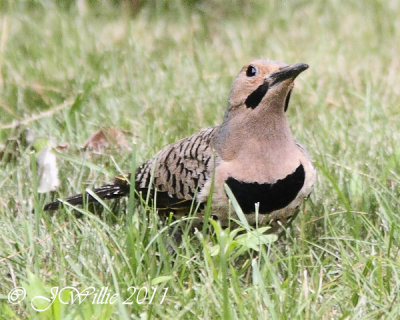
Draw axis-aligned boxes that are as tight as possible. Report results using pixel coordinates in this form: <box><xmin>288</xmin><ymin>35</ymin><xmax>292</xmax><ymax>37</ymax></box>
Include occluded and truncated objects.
<box><xmin>246</xmin><ymin>65</ymin><xmax>258</xmax><ymax>77</ymax></box>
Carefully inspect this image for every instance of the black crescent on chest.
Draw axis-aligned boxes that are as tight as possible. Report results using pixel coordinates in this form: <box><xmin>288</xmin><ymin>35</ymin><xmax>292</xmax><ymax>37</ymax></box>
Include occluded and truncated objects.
<box><xmin>225</xmin><ymin>164</ymin><xmax>305</xmax><ymax>214</ymax></box>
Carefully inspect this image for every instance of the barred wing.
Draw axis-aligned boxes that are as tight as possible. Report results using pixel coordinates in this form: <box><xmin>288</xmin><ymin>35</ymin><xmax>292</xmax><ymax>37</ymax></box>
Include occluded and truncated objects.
<box><xmin>135</xmin><ymin>127</ymin><xmax>217</xmax><ymax>211</ymax></box>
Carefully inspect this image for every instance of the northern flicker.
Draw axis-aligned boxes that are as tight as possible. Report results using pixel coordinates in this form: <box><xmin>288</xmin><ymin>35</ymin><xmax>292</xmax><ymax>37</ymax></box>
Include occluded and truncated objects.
<box><xmin>44</xmin><ymin>59</ymin><xmax>316</xmax><ymax>232</ymax></box>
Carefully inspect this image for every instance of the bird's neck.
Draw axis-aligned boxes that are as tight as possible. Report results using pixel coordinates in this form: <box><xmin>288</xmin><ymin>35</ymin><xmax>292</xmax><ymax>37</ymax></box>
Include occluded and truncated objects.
<box><xmin>214</xmin><ymin>113</ymin><xmax>295</xmax><ymax>161</ymax></box>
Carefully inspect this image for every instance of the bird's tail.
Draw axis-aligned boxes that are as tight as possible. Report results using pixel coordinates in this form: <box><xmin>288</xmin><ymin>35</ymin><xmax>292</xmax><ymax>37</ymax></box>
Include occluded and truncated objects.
<box><xmin>43</xmin><ymin>183</ymin><xmax>130</xmax><ymax>211</ymax></box>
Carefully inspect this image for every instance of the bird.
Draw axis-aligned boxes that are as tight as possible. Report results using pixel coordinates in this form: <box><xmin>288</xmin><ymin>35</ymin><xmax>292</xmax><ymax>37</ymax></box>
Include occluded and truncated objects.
<box><xmin>44</xmin><ymin>59</ymin><xmax>316</xmax><ymax>233</ymax></box>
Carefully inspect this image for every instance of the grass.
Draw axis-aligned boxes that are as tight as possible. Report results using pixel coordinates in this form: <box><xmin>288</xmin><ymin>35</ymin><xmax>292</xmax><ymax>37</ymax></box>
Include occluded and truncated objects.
<box><xmin>1</xmin><ymin>0</ymin><xmax>400</xmax><ymax>318</ymax></box>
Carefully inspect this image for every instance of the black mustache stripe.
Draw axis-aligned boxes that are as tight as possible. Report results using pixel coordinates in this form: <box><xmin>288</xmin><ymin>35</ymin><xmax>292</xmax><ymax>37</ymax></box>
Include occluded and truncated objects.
<box><xmin>245</xmin><ymin>82</ymin><xmax>269</xmax><ymax>109</ymax></box>
<box><xmin>284</xmin><ymin>89</ymin><xmax>292</xmax><ymax>112</ymax></box>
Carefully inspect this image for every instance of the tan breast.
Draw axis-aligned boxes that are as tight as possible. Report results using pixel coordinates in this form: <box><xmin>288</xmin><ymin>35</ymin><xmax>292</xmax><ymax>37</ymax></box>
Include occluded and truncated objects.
<box><xmin>197</xmin><ymin>143</ymin><xmax>315</xmax><ymax>229</ymax></box>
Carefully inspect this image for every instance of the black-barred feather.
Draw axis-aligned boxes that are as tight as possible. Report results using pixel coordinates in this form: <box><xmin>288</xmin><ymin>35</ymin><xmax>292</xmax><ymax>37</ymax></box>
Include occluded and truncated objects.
<box><xmin>134</xmin><ymin>126</ymin><xmax>217</xmax><ymax>211</ymax></box>
<box><xmin>43</xmin><ymin>183</ymin><xmax>129</xmax><ymax>211</ymax></box>
<box><xmin>44</xmin><ymin>127</ymin><xmax>217</xmax><ymax>212</ymax></box>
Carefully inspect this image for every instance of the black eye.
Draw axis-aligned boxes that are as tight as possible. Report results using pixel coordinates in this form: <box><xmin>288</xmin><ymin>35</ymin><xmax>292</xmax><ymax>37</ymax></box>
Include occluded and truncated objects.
<box><xmin>246</xmin><ymin>65</ymin><xmax>258</xmax><ymax>77</ymax></box>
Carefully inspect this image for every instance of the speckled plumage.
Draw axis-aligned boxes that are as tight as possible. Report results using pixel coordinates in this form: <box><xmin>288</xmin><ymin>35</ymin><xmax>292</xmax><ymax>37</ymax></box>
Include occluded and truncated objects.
<box><xmin>135</xmin><ymin>127</ymin><xmax>216</xmax><ymax>204</ymax></box>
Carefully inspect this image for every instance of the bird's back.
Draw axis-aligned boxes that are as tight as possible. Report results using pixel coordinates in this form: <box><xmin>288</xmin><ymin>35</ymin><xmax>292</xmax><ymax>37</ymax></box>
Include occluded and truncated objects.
<box><xmin>134</xmin><ymin>126</ymin><xmax>218</xmax><ymax>212</ymax></box>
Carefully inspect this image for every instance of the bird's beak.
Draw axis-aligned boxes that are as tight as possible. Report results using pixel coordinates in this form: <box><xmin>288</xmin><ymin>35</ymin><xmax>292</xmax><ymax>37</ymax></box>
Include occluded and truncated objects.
<box><xmin>268</xmin><ymin>63</ymin><xmax>309</xmax><ymax>87</ymax></box>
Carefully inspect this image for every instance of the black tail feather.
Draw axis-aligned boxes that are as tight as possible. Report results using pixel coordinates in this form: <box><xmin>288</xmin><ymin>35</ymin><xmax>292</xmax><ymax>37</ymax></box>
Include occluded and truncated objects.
<box><xmin>43</xmin><ymin>184</ymin><xmax>130</xmax><ymax>211</ymax></box>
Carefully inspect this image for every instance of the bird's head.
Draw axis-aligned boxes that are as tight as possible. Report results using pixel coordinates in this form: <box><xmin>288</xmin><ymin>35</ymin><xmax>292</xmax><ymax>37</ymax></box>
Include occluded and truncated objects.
<box><xmin>226</xmin><ymin>59</ymin><xmax>309</xmax><ymax>119</ymax></box>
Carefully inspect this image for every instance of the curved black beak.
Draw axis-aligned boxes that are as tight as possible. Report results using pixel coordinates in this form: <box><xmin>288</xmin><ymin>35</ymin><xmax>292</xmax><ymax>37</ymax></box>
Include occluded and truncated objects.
<box><xmin>268</xmin><ymin>63</ymin><xmax>309</xmax><ymax>87</ymax></box>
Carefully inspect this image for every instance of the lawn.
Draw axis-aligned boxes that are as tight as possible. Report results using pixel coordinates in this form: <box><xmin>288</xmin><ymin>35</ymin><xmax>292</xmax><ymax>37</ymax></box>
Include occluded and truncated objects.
<box><xmin>1</xmin><ymin>0</ymin><xmax>400</xmax><ymax>319</ymax></box>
